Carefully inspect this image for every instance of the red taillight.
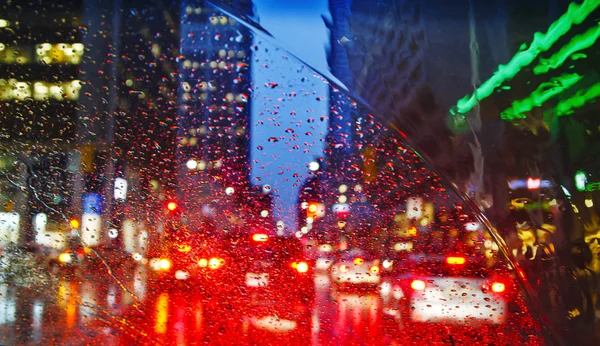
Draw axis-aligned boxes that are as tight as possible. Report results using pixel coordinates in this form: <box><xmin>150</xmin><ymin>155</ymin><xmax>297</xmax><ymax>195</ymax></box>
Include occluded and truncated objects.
<box><xmin>167</xmin><ymin>201</ymin><xmax>177</xmax><ymax>211</ymax></box>
<box><xmin>252</xmin><ymin>233</ymin><xmax>268</xmax><ymax>242</ymax></box>
<box><xmin>491</xmin><ymin>282</ymin><xmax>506</xmax><ymax>293</ymax></box>
<box><xmin>208</xmin><ymin>257</ymin><xmax>224</xmax><ymax>269</ymax></box>
<box><xmin>410</xmin><ymin>279</ymin><xmax>426</xmax><ymax>290</ymax></box>
<box><xmin>292</xmin><ymin>261</ymin><xmax>309</xmax><ymax>273</ymax></box>
<box><xmin>446</xmin><ymin>256</ymin><xmax>466</xmax><ymax>265</ymax></box>
<box><xmin>198</xmin><ymin>258</ymin><xmax>208</xmax><ymax>267</ymax></box>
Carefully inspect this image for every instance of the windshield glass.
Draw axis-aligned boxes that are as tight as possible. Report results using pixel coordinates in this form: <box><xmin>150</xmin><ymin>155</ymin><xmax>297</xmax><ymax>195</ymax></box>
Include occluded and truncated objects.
<box><xmin>1</xmin><ymin>0</ymin><xmax>599</xmax><ymax>345</ymax></box>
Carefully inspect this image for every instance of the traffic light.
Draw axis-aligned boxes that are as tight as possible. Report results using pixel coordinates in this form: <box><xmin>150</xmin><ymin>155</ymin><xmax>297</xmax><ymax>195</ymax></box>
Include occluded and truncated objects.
<box><xmin>575</xmin><ymin>170</ymin><xmax>587</xmax><ymax>192</ymax></box>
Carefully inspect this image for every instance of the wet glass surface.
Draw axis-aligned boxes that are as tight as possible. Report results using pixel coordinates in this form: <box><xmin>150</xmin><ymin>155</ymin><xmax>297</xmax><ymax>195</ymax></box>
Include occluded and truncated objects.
<box><xmin>1</xmin><ymin>0</ymin><xmax>600</xmax><ymax>345</ymax></box>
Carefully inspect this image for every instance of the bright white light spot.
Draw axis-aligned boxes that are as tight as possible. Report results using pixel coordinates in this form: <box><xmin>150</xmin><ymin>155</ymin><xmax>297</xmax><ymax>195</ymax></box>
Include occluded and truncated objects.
<box><xmin>260</xmin><ymin>210</ymin><xmax>269</xmax><ymax>217</ymax></box>
<box><xmin>301</xmin><ymin>202</ymin><xmax>308</xmax><ymax>209</ymax></box>
<box><xmin>114</xmin><ymin>177</ymin><xmax>127</xmax><ymax>201</ymax></box>
<box><xmin>295</xmin><ymin>231</ymin><xmax>302</xmax><ymax>238</ymax></box>
<box><xmin>585</xmin><ymin>199</ymin><xmax>594</xmax><ymax>208</ymax></box>
<box><xmin>276</xmin><ymin>221</ymin><xmax>285</xmax><ymax>231</ymax></box>
<box><xmin>338</xmin><ymin>184</ymin><xmax>348</xmax><ymax>193</ymax></box>
<box><xmin>465</xmin><ymin>222</ymin><xmax>480</xmax><ymax>231</ymax></box>
<box><xmin>186</xmin><ymin>159</ymin><xmax>197</xmax><ymax>170</ymax></box>
<box><xmin>354</xmin><ymin>185</ymin><xmax>363</xmax><ymax>192</ymax></box>
<box><xmin>301</xmin><ymin>227</ymin><xmax>309</xmax><ymax>234</ymax></box>
<box><xmin>198</xmin><ymin>160</ymin><xmax>206</xmax><ymax>170</ymax></box>
<box><xmin>383</xmin><ymin>260</ymin><xmax>393</xmax><ymax>269</ymax></box>
<box><xmin>561</xmin><ymin>185</ymin><xmax>572</xmax><ymax>197</ymax></box>
<box><xmin>338</xmin><ymin>195</ymin><xmax>347</xmax><ymax>203</ymax></box>
<box><xmin>132</xmin><ymin>253</ymin><xmax>143</xmax><ymax>261</ymax></box>
<box><xmin>306</xmin><ymin>217</ymin><xmax>314</xmax><ymax>224</ymax></box>
<box><xmin>0</xmin><ymin>20</ymin><xmax>9</xmax><ymax>28</ymax></box>
<box><xmin>309</xmin><ymin>161</ymin><xmax>320</xmax><ymax>171</ymax></box>
<box><xmin>262</xmin><ymin>185</ymin><xmax>271</xmax><ymax>194</ymax></box>
<box><xmin>225</xmin><ymin>187</ymin><xmax>235</xmax><ymax>195</ymax></box>
<box><xmin>108</xmin><ymin>228</ymin><xmax>119</xmax><ymax>239</ymax></box>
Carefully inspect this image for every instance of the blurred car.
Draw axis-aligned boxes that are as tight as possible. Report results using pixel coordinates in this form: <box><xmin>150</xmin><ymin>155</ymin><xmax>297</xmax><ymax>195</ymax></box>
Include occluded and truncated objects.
<box><xmin>386</xmin><ymin>252</ymin><xmax>516</xmax><ymax>328</ymax></box>
<box><xmin>310</xmin><ymin>241</ymin><xmax>338</xmax><ymax>272</ymax></box>
<box><xmin>330</xmin><ymin>248</ymin><xmax>381</xmax><ymax>290</ymax></box>
<box><xmin>223</xmin><ymin>232</ymin><xmax>315</xmax><ymax>306</ymax></box>
<box><xmin>147</xmin><ymin>218</ymin><xmax>228</xmax><ymax>286</ymax></box>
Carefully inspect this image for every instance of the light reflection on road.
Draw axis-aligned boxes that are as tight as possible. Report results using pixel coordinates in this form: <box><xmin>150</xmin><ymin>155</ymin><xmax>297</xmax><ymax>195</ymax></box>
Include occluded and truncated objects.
<box><xmin>0</xmin><ymin>266</ymin><xmax>400</xmax><ymax>345</ymax></box>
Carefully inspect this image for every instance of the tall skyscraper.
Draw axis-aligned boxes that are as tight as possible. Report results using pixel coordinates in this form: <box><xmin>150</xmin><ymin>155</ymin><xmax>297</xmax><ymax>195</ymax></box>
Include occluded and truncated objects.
<box><xmin>177</xmin><ymin>1</ymin><xmax>257</xmax><ymax>214</ymax></box>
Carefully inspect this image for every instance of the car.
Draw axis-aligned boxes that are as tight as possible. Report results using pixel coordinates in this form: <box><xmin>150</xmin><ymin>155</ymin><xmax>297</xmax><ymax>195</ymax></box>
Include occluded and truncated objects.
<box><xmin>386</xmin><ymin>251</ymin><xmax>517</xmax><ymax>329</ymax></box>
<box><xmin>222</xmin><ymin>231</ymin><xmax>315</xmax><ymax>306</ymax></box>
<box><xmin>146</xmin><ymin>218</ymin><xmax>229</xmax><ymax>287</ymax></box>
<box><xmin>329</xmin><ymin>248</ymin><xmax>381</xmax><ymax>291</ymax></box>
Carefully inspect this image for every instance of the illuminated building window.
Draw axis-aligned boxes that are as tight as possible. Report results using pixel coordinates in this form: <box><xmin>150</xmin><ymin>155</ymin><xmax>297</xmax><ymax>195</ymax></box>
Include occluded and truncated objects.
<box><xmin>36</xmin><ymin>43</ymin><xmax>84</xmax><ymax>64</ymax></box>
<box><xmin>0</xmin><ymin>79</ymin><xmax>29</xmax><ymax>100</ymax></box>
<box><xmin>0</xmin><ymin>80</ymin><xmax>82</xmax><ymax>101</ymax></box>
<box><xmin>0</xmin><ymin>45</ymin><xmax>31</xmax><ymax>64</ymax></box>
<box><xmin>152</xmin><ymin>44</ymin><xmax>161</xmax><ymax>58</ymax></box>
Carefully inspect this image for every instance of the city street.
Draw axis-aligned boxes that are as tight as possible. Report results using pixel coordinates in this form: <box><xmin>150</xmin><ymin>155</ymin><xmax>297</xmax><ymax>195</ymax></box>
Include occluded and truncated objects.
<box><xmin>0</xmin><ymin>265</ymin><xmax>401</xmax><ymax>346</ymax></box>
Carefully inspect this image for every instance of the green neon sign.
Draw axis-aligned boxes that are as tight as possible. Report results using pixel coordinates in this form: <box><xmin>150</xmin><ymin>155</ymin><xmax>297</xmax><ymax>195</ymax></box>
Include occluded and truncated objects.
<box><xmin>451</xmin><ymin>0</ymin><xmax>600</xmax><ymax>116</ymax></box>
<box><xmin>500</xmin><ymin>73</ymin><xmax>583</xmax><ymax>120</ymax></box>
<box><xmin>550</xmin><ymin>82</ymin><xmax>600</xmax><ymax>116</ymax></box>
<box><xmin>586</xmin><ymin>182</ymin><xmax>600</xmax><ymax>192</ymax></box>
<box><xmin>534</xmin><ymin>24</ymin><xmax>600</xmax><ymax>75</ymax></box>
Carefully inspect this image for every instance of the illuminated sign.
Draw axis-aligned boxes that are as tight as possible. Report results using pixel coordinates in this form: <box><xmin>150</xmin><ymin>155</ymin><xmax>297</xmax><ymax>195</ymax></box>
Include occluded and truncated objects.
<box><xmin>508</xmin><ymin>179</ymin><xmax>552</xmax><ymax>190</ymax></box>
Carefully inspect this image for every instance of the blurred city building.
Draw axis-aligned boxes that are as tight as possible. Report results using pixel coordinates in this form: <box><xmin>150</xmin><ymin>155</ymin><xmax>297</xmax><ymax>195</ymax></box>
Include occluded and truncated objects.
<box><xmin>176</xmin><ymin>0</ymin><xmax>274</xmax><ymax>231</ymax></box>
<box><xmin>0</xmin><ymin>0</ymin><xmax>85</xmax><ymax>248</ymax></box>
